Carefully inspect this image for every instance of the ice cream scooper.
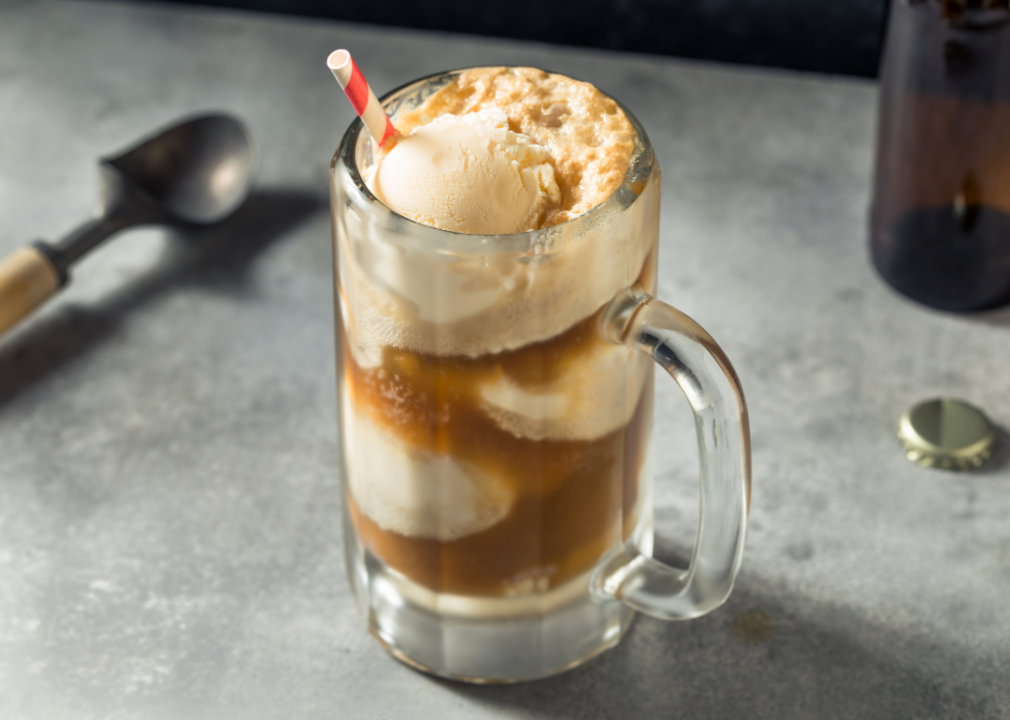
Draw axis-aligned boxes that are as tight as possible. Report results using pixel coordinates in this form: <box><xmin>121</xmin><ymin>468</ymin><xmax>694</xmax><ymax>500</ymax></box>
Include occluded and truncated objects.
<box><xmin>0</xmin><ymin>113</ymin><xmax>257</xmax><ymax>337</ymax></box>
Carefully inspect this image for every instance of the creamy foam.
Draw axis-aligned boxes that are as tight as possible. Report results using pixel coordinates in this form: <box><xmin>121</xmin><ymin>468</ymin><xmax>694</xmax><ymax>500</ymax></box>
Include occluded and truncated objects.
<box><xmin>337</xmin><ymin>187</ymin><xmax>658</xmax><ymax>365</ymax></box>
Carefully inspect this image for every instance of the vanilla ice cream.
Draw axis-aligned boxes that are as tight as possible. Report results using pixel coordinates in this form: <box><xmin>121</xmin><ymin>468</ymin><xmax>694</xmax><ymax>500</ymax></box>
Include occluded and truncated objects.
<box><xmin>341</xmin><ymin>389</ymin><xmax>513</xmax><ymax>541</ymax></box>
<box><xmin>367</xmin><ymin>109</ymin><xmax>561</xmax><ymax>235</ymax></box>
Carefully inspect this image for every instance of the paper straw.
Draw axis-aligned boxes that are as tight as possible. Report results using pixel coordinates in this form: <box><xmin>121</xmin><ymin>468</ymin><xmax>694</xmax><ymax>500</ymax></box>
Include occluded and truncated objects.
<box><xmin>327</xmin><ymin>49</ymin><xmax>398</xmax><ymax>147</ymax></box>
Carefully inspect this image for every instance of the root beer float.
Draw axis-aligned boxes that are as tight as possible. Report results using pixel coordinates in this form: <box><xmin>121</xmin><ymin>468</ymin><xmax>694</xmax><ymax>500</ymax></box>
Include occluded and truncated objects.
<box><xmin>330</xmin><ymin>56</ymin><xmax>750</xmax><ymax>682</ymax></box>
<box><xmin>334</xmin><ymin>67</ymin><xmax>659</xmax><ymax>610</ymax></box>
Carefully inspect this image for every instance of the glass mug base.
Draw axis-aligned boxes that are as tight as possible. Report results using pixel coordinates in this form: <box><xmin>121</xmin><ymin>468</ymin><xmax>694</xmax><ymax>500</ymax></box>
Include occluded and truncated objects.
<box><xmin>344</xmin><ymin>505</ymin><xmax>655</xmax><ymax>683</ymax></box>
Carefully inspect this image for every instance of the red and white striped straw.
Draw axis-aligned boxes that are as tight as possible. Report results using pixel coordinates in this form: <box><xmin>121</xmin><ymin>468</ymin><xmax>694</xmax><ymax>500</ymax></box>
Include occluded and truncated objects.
<box><xmin>327</xmin><ymin>49</ymin><xmax>398</xmax><ymax>147</ymax></box>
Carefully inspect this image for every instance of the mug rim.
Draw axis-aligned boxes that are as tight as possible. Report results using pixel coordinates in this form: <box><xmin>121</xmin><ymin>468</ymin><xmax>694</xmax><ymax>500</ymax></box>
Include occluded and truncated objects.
<box><xmin>330</xmin><ymin>66</ymin><xmax>656</xmax><ymax>255</ymax></box>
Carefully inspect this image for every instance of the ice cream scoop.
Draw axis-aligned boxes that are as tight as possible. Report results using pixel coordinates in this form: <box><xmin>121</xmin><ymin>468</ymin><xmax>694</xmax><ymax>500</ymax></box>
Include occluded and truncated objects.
<box><xmin>367</xmin><ymin>109</ymin><xmax>561</xmax><ymax>235</ymax></box>
<box><xmin>0</xmin><ymin>114</ymin><xmax>257</xmax><ymax>337</ymax></box>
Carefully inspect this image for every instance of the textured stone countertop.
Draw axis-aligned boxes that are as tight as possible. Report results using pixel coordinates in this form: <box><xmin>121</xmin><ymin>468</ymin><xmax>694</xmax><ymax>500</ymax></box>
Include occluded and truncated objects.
<box><xmin>1</xmin><ymin>1</ymin><xmax>1008</xmax><ymax>718</ymax></box>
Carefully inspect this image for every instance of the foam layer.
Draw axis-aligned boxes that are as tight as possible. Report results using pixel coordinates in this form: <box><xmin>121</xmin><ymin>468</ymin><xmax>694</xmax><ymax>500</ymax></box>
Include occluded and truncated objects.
<box><xmin>336</xmin><ymin>177</ymin><xmax>658</xmax><ymax>359</ymax></box>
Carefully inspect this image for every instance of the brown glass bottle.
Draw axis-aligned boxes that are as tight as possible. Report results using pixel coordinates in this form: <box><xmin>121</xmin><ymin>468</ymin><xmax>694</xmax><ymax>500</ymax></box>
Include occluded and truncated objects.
<box><xmin>870</xmin><ymin>0</ymin><xmax>1010</xmax><ymax>311</ymax></box>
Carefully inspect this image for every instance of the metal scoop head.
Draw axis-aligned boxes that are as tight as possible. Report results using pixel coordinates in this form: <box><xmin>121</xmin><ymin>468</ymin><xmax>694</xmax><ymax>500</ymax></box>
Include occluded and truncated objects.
<box><xmin>44</xmin><ymin>113</ymin><xmax>258</xmax><ymax>271</ymax></box>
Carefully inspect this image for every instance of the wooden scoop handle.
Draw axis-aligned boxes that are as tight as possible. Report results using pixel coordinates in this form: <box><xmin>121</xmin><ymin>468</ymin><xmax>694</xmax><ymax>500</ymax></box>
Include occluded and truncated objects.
<box><xmin>0</xmin><ymin>245</ymin><xmax>62</xmax><ymax>336</ymax></box>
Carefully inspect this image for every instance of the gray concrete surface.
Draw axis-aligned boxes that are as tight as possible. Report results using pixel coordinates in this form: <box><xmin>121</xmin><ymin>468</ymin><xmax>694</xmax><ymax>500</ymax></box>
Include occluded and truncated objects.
<box><xmin>0</xmin><ymin>1</ymin><xmax>1008</xmax><ymax>718</ymax></box>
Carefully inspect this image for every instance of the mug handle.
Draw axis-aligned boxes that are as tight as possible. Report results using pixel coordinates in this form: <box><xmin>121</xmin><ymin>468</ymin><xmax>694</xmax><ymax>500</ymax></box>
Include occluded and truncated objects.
<box><xmin>591</xmin><ymin>286</ymin><xmax>752</xmax><ymax>620</ymax></box>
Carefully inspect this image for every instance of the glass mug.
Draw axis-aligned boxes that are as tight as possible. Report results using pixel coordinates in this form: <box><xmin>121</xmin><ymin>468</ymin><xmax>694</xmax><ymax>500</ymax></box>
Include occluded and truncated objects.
<box><xmin>330</xmin><ymin>68</ymin><xmax>751</xmax><ymax>683</ymax></box>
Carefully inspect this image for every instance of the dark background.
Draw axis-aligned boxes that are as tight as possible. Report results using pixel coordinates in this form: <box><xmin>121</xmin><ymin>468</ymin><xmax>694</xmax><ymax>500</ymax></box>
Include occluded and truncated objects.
<box><xmin>129</xmin><ymin>0</ymin><xmax>890</xmax><ymax>77</ymax></box>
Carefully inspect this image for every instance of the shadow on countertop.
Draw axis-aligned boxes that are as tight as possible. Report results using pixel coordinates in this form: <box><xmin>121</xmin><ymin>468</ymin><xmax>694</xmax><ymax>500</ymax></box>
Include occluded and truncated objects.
<box><xmin>428</xmin><ymin>535</ymin><xmax>1006</xmax><ymax>719</ymax></box>
<box><xmin>0</xmin><ymin>187</ymin><xmax>323</xmax><ymax>409</ymax></box>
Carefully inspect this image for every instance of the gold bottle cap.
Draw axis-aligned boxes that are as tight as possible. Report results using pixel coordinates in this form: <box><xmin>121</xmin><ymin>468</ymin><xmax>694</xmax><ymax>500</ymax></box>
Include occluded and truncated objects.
<box><xmin>898</xmin><ymin>398</ymin><xmax>995</xmax><ymax>470</ymax></box>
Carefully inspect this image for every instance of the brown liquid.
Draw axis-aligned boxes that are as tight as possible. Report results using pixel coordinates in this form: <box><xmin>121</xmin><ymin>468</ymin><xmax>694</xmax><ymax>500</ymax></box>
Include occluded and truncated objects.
<box><xmin>341</xmin><ymin>305</ymin><xmax>652</xmax><ymax>597</ymax></box>
<box><xmin>871</xmin><ymin>2</ymin><xmax>1010</xmax><ymax>310</ymax></box>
